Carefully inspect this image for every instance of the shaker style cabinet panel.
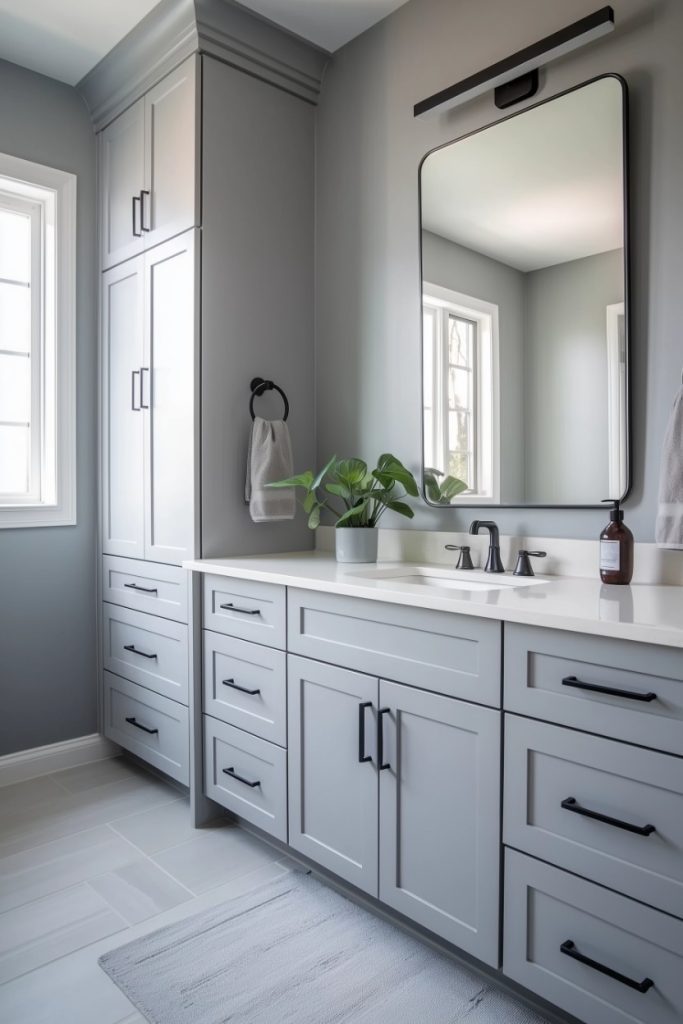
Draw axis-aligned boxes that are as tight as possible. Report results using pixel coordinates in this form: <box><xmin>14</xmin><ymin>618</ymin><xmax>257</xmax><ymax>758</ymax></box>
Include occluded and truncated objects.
<box><xmin>99</xmin><ymin>99</ymin><xmax>146</xmax><ymax>269</ymax></box>
<box><xmin>101</xmin><ymin>256</ymin><xmax>145</xmax><ymax>559</ymax></box>
<box><xmin>288</xmin><ymin>656</ymin><xmax>379</xmax><ymax>896</ymax></box>
<box><xmin>101</xmin><ymin>231</ymin><xmax>197</xmax><ymax>566</ymax></box>
<box><xmin>99</xmin><ymin>56</ymin><xmax>198</xmax><ymax>270</ymax></box>
<box><xmin>379</xmin><ymin>680</ymin><xmax>501</xmax><ymax>966</ymax></box>
<box><xmin>143</xmin><ymin>230</ymin><xmax>198</xmax><ymax>565</ymax></box>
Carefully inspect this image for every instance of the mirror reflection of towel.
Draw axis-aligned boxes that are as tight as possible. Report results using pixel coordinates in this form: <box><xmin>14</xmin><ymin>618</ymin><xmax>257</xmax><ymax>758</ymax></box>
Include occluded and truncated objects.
<box><xmin>245</xmin><ymin>416</ymin><xmax>295</xmax><ymax>522</ymax></box>
<box><xmin>656</xmin><ymin>387</ymin><xmax>683</xmax><ymax>549</ymax></box>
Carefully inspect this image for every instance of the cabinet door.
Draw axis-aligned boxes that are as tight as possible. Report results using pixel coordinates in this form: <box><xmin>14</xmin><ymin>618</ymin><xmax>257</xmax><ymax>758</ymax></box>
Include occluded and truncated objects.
<box><xmin>379</xmin><ymin>680</ymin><xmax>501</xmax><ymax>966</ymax></box>
<box><xmin>288</xmin><ymin>655</ymin><xmax>379</xmax><ymax>896</ymax></box>
<box><xmin>99</xmin><ymin>99</ymin><xmax>145</xmax><ymax>270</ymax></box>
<box><xmin>143</xmin><ymin>57</ymin><xmax>198</xmax><ymax>251</ymax></box>
<box><xmin>101</xmin><ymin>257</ymin><xmax>145</xmax><ymax>558</ymax></box>
<box><xmin>143</xmin><ymin>230</ymin><xmax>198</xmax><ymax>564</ymax></box>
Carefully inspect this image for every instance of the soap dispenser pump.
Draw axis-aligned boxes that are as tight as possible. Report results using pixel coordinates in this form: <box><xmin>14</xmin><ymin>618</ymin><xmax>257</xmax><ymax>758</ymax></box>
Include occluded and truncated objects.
<box><xmin>599</xmin><ymin>500</ymin><xmax>633</xmax><ymax>585</ymax></box>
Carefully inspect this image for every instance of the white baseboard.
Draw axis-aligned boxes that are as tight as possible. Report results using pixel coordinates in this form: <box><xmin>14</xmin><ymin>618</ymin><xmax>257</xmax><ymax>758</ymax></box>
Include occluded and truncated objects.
<box><xmin>0</xmin><ymin>733</ymin><xmax>121</xmax><ymax>788</ymax></box>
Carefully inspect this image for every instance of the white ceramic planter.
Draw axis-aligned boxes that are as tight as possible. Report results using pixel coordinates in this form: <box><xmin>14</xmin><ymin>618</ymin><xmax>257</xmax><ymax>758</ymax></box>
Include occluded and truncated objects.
<box><xmin>335</xmin><ymin>527</ymin><xmax>379</xmax><ymax>564</ymax></box>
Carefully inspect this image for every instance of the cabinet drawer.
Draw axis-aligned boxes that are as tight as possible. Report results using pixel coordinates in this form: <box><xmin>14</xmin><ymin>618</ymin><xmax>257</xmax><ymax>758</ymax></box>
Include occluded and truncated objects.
<box><xmin>504</xmin><ymin>850</ymin><xmax>683</xmax><ymax>1024</ymax></box>
<box><xmin>203</xmin><ymin>575</ymin><xmax>286</xmax><ymax>650</ymax></box>
<box><xmin>203</xmin><ymin>632</ymin><xmax>287</xmax><ymax>746</ymax></box>
<box><xmin>504</xmin><ymin>624</ymin><xmax>683</xmax><ymax>755</ymax></box>
<box><xmin>102</xmin><ymin>603</ymin><xmax>188</xmax><ymax>705</ymax></box>
<box><xmin>102</xmin><ymin>556</ymin><xmax>188</xmax><ymax>622</ymax></box>
<box><xmin>288</xmin><ymin>589</ymin><xmax>501</xmax><ymax>706</ymax></box>
<box><xmin>204</xmin><ymin>716</ymin><xmax>287</xmax><ymax>842</ymax></box>
<box><xmin>504</xmin><ymin>716</ymin><xmax>683</xmax><ymax>917</ymax></box>
<box><xmin>103</xmin><ymin>671</ymin><xmax>189</xmax><ymax>785</ymax></box>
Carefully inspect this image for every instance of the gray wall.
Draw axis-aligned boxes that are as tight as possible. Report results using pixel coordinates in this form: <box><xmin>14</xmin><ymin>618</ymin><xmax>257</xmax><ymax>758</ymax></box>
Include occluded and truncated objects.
<box><xmin>0</xmin><ymin>60</ymin><xmax>97</xmax><ymax>755</ymax></box>
<box><xmin>421</xmin><ymin>230</ymin><xmax>525</xmax><ymax>502</ymax></box>
<box><xmin>315</xmin><ymin>0</ymin><xmax>683</xmax><ymax>540</ymax></box>
<box><xmin>201</xmin><ymin>56</ymin><xmax>316</xmax><ymax>558</ymax></box>
<box><xmin>525</xmin><ymin>249</ymin><xmax>624</xmax><ymax>503</ymax></box>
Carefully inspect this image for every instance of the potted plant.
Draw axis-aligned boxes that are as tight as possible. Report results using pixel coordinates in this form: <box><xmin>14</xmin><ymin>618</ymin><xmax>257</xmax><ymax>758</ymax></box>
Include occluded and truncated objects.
<box><xmin>267</xmin><ymin>453</ymin><xmax>419</xmax><ymax>563</ymax></box>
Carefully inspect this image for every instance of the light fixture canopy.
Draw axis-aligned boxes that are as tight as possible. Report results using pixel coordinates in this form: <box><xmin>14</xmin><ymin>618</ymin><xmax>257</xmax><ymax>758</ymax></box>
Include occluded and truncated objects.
<box><xmin>414</xmin><ymin>6</ymin><xmax>615</xmax><ymax>119</ymax></box>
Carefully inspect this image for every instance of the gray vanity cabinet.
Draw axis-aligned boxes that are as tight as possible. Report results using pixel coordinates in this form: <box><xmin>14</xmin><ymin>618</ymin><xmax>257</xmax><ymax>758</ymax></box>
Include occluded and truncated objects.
<box><xmin>379</xmin><ymin>681</ymin><xmax>501</xmax><ymax>966</ymax></box>
<box><xmin>287</xmin><ymin>650</ymin><xmax>501</xmax><ymax>965</ymax></box>
<box><xmin>287</xmin><ymin>655</ymin><xmax>380</xmax><ymax>895</ymax></box>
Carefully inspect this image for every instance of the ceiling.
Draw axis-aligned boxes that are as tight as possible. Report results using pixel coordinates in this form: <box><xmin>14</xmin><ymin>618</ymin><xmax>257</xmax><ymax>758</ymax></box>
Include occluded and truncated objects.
<box><xmin>238</xmin><ymin>0</ymin><xmax>409</xmax><ymax>52</ymax></box>
<box><xmin>421</xmin><ymin>79</ymin><xmax>624</xmax><ymax>272</ymax></box>
<box><xmin>0</xmin><ymin>0</ymin><xmax>163</xmax><ymax>86</ymax></box>
<box><xmin>0</xmin><ymin>0</ymin><xmax>409</xmax><ymax>86</ymax></box>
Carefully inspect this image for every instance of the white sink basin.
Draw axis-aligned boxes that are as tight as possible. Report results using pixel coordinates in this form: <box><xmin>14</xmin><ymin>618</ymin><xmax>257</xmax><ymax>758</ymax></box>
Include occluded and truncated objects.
<box><xmin>348</xmin><ymin>566</ymin><xmax>546</xmax><ymax>593</ymax></box>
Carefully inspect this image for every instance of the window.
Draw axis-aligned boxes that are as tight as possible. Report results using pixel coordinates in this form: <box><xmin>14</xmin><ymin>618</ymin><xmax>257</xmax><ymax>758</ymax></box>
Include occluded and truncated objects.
<box><xmin>423</xmin><ymin>283</ymin><xmax>499</xmax><ymax>502</ymax></box>
<box><xmin>0</xmin><ymin>153</ymin><xmax>76</xmax><ymax>527</ymax></box>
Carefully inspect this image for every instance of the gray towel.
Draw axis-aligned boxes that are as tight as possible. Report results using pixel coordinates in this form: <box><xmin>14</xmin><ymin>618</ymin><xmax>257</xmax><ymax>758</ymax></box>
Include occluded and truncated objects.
<box><xmin>655</xmin><ymin>386</ymin><xmax>683</xmax><ymax>548</ymax></box>
<box><xmin>245</xmin><ymin>416</ymin><xmax>295</xmax><ymax>522</ymax></box>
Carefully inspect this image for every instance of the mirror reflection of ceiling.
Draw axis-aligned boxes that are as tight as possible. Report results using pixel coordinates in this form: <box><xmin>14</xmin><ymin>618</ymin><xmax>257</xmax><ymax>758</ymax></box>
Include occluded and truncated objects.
<box><xmin>421</xmin><ymin>78</ymin><xmax>623</xmax><ymax>272</ymax></box>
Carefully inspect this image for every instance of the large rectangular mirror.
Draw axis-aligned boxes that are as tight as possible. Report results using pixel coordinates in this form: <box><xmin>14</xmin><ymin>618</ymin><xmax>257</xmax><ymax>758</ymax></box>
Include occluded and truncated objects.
<box><xmin>420</xmin><ymin>75</ymin><xmax>629</xmax><ymax>508</ymax></box>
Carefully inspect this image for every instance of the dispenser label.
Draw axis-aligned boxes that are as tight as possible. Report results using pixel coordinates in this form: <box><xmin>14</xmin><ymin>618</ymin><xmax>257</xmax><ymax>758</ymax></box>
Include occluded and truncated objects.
<box><xmin>600</xmin><ymin>540</ymin><xmax>621</xmax><ymax>571</ymax></box>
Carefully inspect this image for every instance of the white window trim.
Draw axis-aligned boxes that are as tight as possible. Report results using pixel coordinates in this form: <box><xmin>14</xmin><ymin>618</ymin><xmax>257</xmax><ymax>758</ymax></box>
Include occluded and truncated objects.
<box><xmin>423</xmin><ymin>282</ymin><xmax>501</xmax><ymax>505</ymax></box>
<box><xmin>0</xmin><ymin>152</ymin><xmax>76</xmax><ymax>529</ymax></box>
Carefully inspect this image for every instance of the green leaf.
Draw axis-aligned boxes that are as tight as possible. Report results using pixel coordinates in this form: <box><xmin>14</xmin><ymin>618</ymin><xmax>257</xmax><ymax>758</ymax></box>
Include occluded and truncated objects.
<box><xmin>439</xmin><ymin>476</ymin><xmax>468</xmax><ymax>501</ymax></box>
<box><xmin>384</xmin><ymin>499</ymin><xmax>415</xmax><ymax>519</ymax></box>
<box><xmin>373</xmin><ymin>454</ymin><xmax>419</xmax><ymax>496</ymax></box>
<box><xmin>312</xmin><ymin>455</ymin><xmax>337</xmax><ymax>492</ymax></box>
<box><xmin>302</xmin><ymin>491</ymin><xmax>318</xmax><ymax>514</ymax></box>
<box><xmin>334</xmin><ymin>458</ymin><xmax>368</xmax><ymax>487</ymax></box>
<box><xmin>265</xmin><ymin>470</ymin><xmax>314</xmax><ymax>490</ymax></box>
<box><xmin>336</xmin><ymin>498</ymin><xmax>371</xmax><ymax>527</ymax></box>
<box><xmin>325</xmin><ymin>482</ymin><xmax>352</xmax><ymax>500</ymax></box>
<box><xmin>307</xmin><ymin>504</ymin><xmax>321</xmax><ymax>529</ymax></box>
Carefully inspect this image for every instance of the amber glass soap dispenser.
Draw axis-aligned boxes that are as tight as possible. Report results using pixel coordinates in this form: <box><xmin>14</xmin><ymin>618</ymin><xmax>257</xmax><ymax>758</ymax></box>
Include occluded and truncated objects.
<box><xmin>599</xmin><ymin>500</ymin><xmax>633</xmax><ymax>585</ymax></box>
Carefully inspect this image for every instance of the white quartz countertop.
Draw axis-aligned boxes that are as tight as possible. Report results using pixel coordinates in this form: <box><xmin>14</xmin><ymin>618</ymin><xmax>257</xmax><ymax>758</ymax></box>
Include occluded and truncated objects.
<box><xmin>183</xmin><ymin>551</ymin><xmax>683</xmax><ymax>649</ymax></box>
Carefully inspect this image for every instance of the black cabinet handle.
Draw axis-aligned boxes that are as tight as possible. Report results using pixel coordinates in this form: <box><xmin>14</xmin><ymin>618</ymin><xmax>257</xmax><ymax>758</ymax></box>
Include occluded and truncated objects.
<box><xmin>560</xmin><ymin>940</ymin><xmax>654</xmax><ymax>994</ymax></box>
<box><xmin>140</xmin><ymin>189</ymin><xmax>151</xmax><ymax>231</ymax></box>
<box><xmin>124</xmin><ymin>644</ymin><xmax>158</xmax><ymax>660</ymax></box>
<box><xmin>131</xmin><ymin>369</ymin><xmax>141</xmax><ymax>411</ymax></box>
<box><xmin>125</xmin><ymin>716</ymin><xmax>158</xmax><ymax>735</ymax></box>
<box><xmin>140</xmin><ymin>367</ymin><xmax>150</xmax><ymax>409</ymax></box>
<box><xmin>378</xmin><ymin>707</ymin><xmax>391</xmax><ymax>771</ymax></box>
<box><xmin>223</xmin><ymin>678</ymin><xmax>261</xmax><ymax>696</ymax></box>
<box><xmin>132</xmin><ymin>195</ymin><xmax>142</xmax><ymax>237</ymax></box>
<box><xmin>219</xmin><ymin>603</ymin><xmax>261</xmax><ymax>616</ymax></box>
<box><xmin>358</xmin><ymin>701</ymin><xmax>372</xmax><ymax>764</ymax></box>
<box><xmin>562</xmin><ymin>675</ymin><xmax>656</xmax><ymax>702</ymax></box>
<box><xmin>124</xmin><ymin>583</ymin><xmax>158</xmax><ymax>594</ymax></box>
<box><xmin>561</xmin><ymin>797</ymin><xmax>655</xmax><ymax>836</ymax></box>
<box><xmin>223</xmin><ymin>766</ymin><xmax>260</xmax><ymax>788</ymax></box>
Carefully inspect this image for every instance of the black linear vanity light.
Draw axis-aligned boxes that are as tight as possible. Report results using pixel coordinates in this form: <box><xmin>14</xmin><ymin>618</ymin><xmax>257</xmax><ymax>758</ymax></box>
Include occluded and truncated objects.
<box><xmin>413</xmin><ymin>6</ymin><xmax>614</xmax><ymax>118</ymax></box>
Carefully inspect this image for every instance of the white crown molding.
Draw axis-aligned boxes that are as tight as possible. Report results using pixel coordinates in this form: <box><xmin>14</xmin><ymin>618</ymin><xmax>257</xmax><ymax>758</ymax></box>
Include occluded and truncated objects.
<box><xmin>0</xmin><ymin>733</ymin><xmax>120</xmax><ymax>788</ymax></box>
<box><xmin>78</xmin><ymin>0</ymin><xmax>328</xmax><ymax>131</ymax></box>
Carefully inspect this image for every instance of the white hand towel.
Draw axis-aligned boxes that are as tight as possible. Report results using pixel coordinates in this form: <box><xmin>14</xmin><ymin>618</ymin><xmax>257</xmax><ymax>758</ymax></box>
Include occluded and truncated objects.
<box><xmin>245</xmin><ymin>416</ymin><xmax>296</xmax><ymax>522</ymax></box>
<box><xmin>655</xmin><ymin>386</ymin><xmax>683</xmax><ymax>548</ymax></box>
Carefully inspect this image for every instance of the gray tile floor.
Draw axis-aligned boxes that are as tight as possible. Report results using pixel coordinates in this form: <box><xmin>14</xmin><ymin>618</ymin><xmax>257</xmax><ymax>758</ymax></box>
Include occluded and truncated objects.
<box><xmin>0</xmin><ymin>757</ymin><xmax>292</xmax><ymax>1023</ymax></box>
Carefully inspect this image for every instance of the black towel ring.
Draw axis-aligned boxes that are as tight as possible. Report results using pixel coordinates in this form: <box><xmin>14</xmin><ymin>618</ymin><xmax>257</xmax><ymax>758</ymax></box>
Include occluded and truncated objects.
<box><xmin>249</xmin><ymin>377</ymin><xmax>290</xmax><ymax>421</ymax></box>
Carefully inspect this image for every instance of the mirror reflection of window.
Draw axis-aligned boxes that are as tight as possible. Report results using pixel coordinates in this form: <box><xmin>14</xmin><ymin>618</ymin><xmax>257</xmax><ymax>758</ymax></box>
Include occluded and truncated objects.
<box><xmin>419</xmin><ymin>76</ymin><xmax>628</xmax><ymax>508</ymax></box>
<box><xmin>423</xmin><ymin>283</ymin><xmax>499</xmax><ymax>503</ymax></box>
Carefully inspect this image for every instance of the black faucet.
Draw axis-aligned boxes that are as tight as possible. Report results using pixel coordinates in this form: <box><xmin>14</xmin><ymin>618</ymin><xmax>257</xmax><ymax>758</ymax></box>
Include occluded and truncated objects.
<box><xmin>469</xmin><ymin>520</ymin><xmax>505</xmax><ymax>573</ymax></box>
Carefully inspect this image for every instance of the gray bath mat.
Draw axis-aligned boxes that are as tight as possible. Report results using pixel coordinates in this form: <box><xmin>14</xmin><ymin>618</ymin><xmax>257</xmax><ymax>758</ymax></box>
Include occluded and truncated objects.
<box><xmin>99</xmin><ymin>872</ymin><xmax>550</xmax><ymax>1023</ymax></box>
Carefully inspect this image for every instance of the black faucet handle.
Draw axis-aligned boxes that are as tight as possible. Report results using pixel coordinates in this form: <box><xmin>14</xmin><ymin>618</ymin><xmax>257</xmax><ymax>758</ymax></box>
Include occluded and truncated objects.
<box><xmin>445</xmin><ymin>544</ymin><xmax>474</xmax><ymax>570</ymax></box>
<box><xmin>513</xmin><ymin>550</ymin><xmax>547</xmax><ymax>577</ymax></box>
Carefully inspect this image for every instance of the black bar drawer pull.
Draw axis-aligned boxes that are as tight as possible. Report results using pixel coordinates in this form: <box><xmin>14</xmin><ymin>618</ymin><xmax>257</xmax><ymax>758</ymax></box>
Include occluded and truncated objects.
<box><xmin>125</xmin><ymin>716</ymin><xmax>158</xmax><ymax>735</ymax></box>
<box><xmin>219</xmin><ymin>603</ymin><xmax>261</xmax><ymax>616</ymax></box>
<box><xmin>132</xmin><ymin>194</ymin><xmax>142</xmax><ymax>237</ymax></box>
<box><xmin>223</xmin><ymin>678</ymin><xmax>261</xmax><ymax>696</ymax></box>
<box><xmin>131</xmin><ymin>370</ymin><xmax>141</xmax><ymax>411</ymax></box>
<box><xmin>124</xmin><ymin>583</ymin><xmax>158</xmax><ymax>594</ymax></box>
<box><xmin>358</xmin><ymin>701</ymin><xmax>372</xmax><ymax>764</ymax></box>
<box><xmin>140</xmin><ymin>189</ymin><xmax>151</xmax><ymax>232</ymax></box>
<box><xmin>223</xmin><ymin>766</ymin><xmax>260</xmax><ymax>788</ymax></box>
<box><xmin>124</xmin><ymin>644</ymin><xmax>158</xmax><ymax>660</ymax></box>
<box><xmin>560</xmin><ymin>940</ymin><xmax>654</xmax><ymax>994</ymax></box>
<box><xmin>562</xmin><ymin>675</ymin><xmax>656</xmax><ymax>702</ymax></box>
<box><xmin>561</xmin><ymin>797</ymin><xmax>656</xmax><ymax>836</ymax></box>
<box><xmin>378</xmin><ymin>707</ymin><xmax>391</xmax><ymax>771</ymax></box>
